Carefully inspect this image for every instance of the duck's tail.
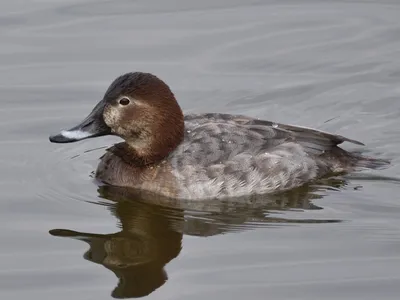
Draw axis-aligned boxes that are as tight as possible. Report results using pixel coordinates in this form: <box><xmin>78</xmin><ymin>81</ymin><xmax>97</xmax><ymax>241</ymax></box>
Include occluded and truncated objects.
<box><xmin>351</xmin><ymin>153</ymin><xmax>391</xmax><ymax>170</ymax></box>
<box><xmin>325</xmin><ymin>148</ymin><xmax>391</xmax><ymax>173</ymax></box>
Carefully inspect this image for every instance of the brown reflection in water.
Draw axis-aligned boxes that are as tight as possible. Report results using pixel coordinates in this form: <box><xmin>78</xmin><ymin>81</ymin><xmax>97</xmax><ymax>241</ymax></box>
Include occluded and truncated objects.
<box><xmin>49</xmin><ymin>177</ymin><xmax>349</xmax><ymax>298</ymax></box>
<box><xmin>50</xmin><ymin>195</ymin><xmax>183</xmax><ymax>298</ymax></box>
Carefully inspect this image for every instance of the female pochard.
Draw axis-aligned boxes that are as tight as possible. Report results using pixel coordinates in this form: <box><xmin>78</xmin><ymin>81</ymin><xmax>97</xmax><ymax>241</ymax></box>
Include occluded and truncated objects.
<box><xmin>49</xmin><ymin>72</ymin><xmax>388</xmax><ymax>200</ymax></box>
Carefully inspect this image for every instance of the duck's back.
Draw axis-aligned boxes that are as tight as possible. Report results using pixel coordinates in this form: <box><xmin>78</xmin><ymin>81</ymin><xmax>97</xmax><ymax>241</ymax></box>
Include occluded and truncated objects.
<box><xmin>166</xmin><ymin>113</ymin><xmax>383</xmax><ymax>200</ymax></box>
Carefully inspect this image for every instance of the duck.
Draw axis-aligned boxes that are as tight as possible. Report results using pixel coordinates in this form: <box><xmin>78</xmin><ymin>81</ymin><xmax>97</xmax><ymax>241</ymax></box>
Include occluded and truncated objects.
<box><xmin>49</xmin><ymin>72</ymin><xmax>389</xmax><ymax>200</ymax></box>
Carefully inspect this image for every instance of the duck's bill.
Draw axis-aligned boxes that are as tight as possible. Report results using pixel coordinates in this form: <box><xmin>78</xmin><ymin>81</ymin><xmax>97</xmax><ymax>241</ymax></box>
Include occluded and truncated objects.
<box><xmin>49</xmin><ymin>100</ymin><xmax>111</xmax><ymax>143</ymax></box>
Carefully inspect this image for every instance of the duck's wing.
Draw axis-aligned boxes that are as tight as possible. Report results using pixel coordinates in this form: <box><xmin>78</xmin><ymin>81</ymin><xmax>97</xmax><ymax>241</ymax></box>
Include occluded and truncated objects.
<box><xmin>184</xmin><ymin>113</ymin><xmax>364</xmax><ymax>156</ymax></box>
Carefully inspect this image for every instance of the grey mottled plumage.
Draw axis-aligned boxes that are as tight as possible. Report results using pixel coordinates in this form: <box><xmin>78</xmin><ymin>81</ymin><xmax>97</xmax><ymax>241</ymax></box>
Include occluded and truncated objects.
<box><xmin>164</xmin><ymin>113</ymin><xmax>377</xmax><ymax>200</ymax></box>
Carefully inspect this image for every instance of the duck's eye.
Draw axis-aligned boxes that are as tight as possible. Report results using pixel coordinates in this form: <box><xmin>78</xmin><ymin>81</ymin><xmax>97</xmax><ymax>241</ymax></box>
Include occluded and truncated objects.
<box><xmin>119</xmin><ymin>98</ymin><xmax>130</xmax><ymax>106</ymax></box>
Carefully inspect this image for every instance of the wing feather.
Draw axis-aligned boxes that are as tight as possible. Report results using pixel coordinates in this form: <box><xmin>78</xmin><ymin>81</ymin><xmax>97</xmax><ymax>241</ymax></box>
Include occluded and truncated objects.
<box><xmin>184</xmin><ymin>113</ymin><xmax>364</xmax><ymax>156</ymax></box>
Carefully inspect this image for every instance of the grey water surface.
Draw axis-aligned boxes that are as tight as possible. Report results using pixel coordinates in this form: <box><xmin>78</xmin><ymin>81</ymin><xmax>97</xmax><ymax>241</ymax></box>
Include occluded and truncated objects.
<box><xmin>1</xmin><ymin>0</ymin><xmax>400</xmax><ymax>299</ymax></box>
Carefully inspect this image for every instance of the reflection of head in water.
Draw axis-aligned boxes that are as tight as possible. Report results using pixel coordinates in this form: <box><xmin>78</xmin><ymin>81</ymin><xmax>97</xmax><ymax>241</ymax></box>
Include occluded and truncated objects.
<box><xmin>50</xmin><ymin>177</ymin><xmax>349</xmax><ymax>298</ymax></box>
<box><xmin>50</xmin><ymin>187</ymin><xmax>183</xmax><ymax>298</ymax></box>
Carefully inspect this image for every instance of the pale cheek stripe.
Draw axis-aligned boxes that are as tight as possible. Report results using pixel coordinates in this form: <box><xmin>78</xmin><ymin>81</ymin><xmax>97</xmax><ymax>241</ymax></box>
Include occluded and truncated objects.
<box><xmin>60</xmin><ymin>130</ymin><xmax>91</xmax><ymax>140</ymax></box>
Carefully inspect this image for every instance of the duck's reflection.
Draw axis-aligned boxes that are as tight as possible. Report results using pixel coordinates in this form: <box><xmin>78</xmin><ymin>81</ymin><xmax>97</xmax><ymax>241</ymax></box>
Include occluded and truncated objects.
<box><xmin>49</xmin><ymin>177</ymin><xmax>349</xmax><ymax>298</ymax></box>
<box><xmin>50</xmin><ymin>192</ymin><xmax>183</xmax><ymax>298</ymax></box>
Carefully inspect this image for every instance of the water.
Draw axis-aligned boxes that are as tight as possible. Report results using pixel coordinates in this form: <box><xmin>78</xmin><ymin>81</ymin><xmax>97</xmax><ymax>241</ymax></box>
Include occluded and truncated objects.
<box><xmin>1</xmin><ymin>0</ymin><xmax>400</xmax><ymax>299</ymax></box>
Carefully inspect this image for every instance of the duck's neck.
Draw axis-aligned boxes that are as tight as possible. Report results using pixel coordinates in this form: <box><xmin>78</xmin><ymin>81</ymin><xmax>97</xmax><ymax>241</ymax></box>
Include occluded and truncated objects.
<box><xmin>110</xmin><ymin>112</ymin><xmax>185</xmax><ymax>167</ymax></box>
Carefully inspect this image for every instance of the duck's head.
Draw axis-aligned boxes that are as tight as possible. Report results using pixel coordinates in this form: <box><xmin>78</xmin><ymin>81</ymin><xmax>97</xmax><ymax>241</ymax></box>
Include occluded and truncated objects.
<box><xmin>49</xmin><ymin>72</ymin><xmax>184</xmax><ymax>161</ymax></box>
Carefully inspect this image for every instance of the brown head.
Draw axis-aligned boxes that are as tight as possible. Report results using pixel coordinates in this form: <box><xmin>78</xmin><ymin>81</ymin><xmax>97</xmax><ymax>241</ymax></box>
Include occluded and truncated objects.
<box><xmin>49</xmin><ymin>72</ymin><xmax>185</xmax><ymax>165</ymax></box>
